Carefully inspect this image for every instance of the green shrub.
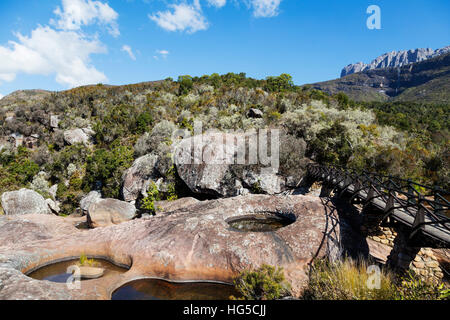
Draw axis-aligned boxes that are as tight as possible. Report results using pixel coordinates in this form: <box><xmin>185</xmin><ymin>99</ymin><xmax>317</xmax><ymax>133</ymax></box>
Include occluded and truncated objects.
<box><xmin>140</xmin><ymin>181</ymin><xmax>160</xmax><ymax>214</ymax></box>
<box><xmin>4</xmin><ymin>147</ymin><xmax>40</xmax><ymax>185</ymax></box>
<box><xmin>178</xmin><ymin>75</ymin><xmax>193</xmax><ymax>95</ymax></box>
<box><xmin>136</xmin><ymin>111</ymin><xmax>153</xmax><ymax>134</ymax></box>
<box><xmin>307</xmin><ymin>122</ymin><xmax>353</xmax><ymax>166</ymax></box>
<box><xmin>83</xmin><ymin>144</ymin><xmax>134</xmax><ymax>198</ymax></box>
<box><xmin>265</xmin><ymin>74</ymin><xmax>294</xmax><ymax>92</ymax></box>
<box><xmin>233</xmin><ymin>264</ymin><xmax>291</xmax><ymax>300</ymax></box>
<box><xmin>78</xmin><ymin>254</ymin><xmax>97</xmax><ymax>267</ymax></box>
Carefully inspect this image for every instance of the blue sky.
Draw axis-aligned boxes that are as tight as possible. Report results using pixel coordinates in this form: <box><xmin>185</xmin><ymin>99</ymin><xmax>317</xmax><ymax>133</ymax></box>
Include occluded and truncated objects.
<box><xmin>0</xmin><ymin>0</ymin><xmax>449</xmax><ymax>97</ymax></box>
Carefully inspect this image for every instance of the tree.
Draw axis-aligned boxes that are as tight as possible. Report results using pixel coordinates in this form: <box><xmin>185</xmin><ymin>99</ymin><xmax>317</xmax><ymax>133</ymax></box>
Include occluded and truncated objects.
<box><xmin>83</xmin><ymin>145</ymin><xmax>134</xmax><ymax>198</ymax></box>
<box><xmin>178</xmin><ymin>75</ymin><xmax>193</xmax><ymax>95</ymax></box>
<box><xmin>265</xmin><ymin>74</ymin><xmax>294</xmax><ymax>92</ymax></box>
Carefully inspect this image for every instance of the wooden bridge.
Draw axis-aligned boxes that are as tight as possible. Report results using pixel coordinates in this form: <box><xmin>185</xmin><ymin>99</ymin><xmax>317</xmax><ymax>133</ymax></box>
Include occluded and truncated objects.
<box><xmin>305</xmin><ymin>164</ymin><xmax>450</xmax><ymax>248</ymax></box>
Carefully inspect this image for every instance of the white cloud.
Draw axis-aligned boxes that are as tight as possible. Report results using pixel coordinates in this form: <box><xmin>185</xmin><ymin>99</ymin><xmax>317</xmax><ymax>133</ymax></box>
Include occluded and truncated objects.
<box><xmin>207</xmin><ymin>0</ymin><xmax>226</xmax><ymax>8</ymax></box>
<box><xmin>149</xmin><ymin>2</ymin><xmax>209</xmax><ymax>33</ymax></box>
<box><xmin>0</xmin><ymin>26</ymin><xmax>108</xmax><ymax>88</ymax></box>
<box><xmin>157</xmin><ymin>50</ymin><xmax>169</xmax><ymax>57</ymax></box>
<box><xmin>0</xmin><ymin>0</ymin><xmax>116</xmax><ymax>88</ymax></box>
<box><xmin>153</xmin><ymin>50</ymin><xmax>170</xmax><ymax>60</ymax></box>
<box><xmin>52</xmin><ymin>0</ymin><xmax>120</xmax><ymax>37</ymax></box>
<box><xmin>0</xmin><ymin>93</ymin><xmax>4</xmax><ymax>99</ymax></box>
<box><xmin>251</xmin><ymin>0</ymin><xmax>281</xmax><ymax>18</ymax></box>
<box><xmin>121</xmin><ymin>45</ymin><xmax>136</xmax><ymax>60</ymax></box>
<box><xmin>148</xmin><ymin>0</ymin><xmax>281</xmax><ymax>34</ymax></box>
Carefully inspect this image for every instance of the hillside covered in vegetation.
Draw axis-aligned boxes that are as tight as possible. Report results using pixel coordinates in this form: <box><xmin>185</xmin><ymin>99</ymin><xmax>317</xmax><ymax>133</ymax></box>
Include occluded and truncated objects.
<box><xmin>0</xmin><ymin>73</ymin><xmax>448</xmax><ymax>215</ymax></box>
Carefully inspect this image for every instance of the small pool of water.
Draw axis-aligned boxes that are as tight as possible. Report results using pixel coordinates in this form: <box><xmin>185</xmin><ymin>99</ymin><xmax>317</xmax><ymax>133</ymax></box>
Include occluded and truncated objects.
<box><xmin>27</xmin><ymin>259</ymin><xmax>128</xmax><ymax>283</ymax></box>
<box><xmin>227</xmin><ymin>214</ymin><xmax>295</xmax><ymax>232</ymax></box>
<box><xmin>111</xmin><ymin>280</ymin><xmax>240</xmax><ymax>300</ymax></box>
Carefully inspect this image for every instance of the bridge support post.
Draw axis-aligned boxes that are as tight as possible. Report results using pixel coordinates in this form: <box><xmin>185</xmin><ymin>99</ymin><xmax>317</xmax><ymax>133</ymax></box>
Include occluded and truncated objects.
<box><xmin>386</xmin><ymin>225</ymin><xmax>421</xmax><ymax>273</ymax></box>
<box><xmin>320</xmin><ymin>183</ymin><xmax>334</xmax><ymax>197</ymax></box>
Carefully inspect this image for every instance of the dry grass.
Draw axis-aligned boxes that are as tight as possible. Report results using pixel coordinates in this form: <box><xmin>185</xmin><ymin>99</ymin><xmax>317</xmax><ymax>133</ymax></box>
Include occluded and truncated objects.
<box><xmin>302</xmin><ymin>257</ymin><xmax>447</xmax><ymax>300</ymax></box>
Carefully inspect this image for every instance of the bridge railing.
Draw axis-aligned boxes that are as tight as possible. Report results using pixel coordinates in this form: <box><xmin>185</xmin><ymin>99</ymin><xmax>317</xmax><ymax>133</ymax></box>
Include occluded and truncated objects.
<box><xmin>306</xmin><ymin>164</ymin><xmax>450</xmax><ymax>243</ymax></box>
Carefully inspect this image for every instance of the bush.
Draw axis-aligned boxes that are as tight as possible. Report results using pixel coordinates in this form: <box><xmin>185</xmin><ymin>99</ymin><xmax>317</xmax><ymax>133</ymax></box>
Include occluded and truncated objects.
<box><xmin>3</xmin><ymin>147</ymin><xmax>40</xmax><ymax>185</ymax></box>
<box><xmin>264</xmin><ymin>74</ymin><xmax>294</xmax><ymax>93</ymax></box>
<box><xmin>140</xmin><ymin>181</ymin><xmax>160</xmax><ymax>214</ymax></box>
<box><xmin>83</xmin><ymin>144</ymin><xmax>134</xmax><ymax>198</ymax></box>
<box><xmin>178</xmin><ymin>75</ymin><xmax>193</xmax><ymax>95</ymax></box>
<box><xmin>29</xmin><ymin>172</ymin><xmax>50</xmax><ymax>197</ymax></box>
<box><xmin>134</xmin><ymin>120</ymin><xmax>177</xmax><ymax>157</ymax></box>
<box><xmin>233</xmin><ymin>264</ymin><xmax>291</xmax><ymax>300</ymax></box>
<box><xmin>136</xmin><ymin>111</ymin><xmax>153</xmax><ymax>134</ymax></box>
<box><xmin>279</xmin><ymin>132</ymin><xmax>307</xmax><ymax>180</ymax></box>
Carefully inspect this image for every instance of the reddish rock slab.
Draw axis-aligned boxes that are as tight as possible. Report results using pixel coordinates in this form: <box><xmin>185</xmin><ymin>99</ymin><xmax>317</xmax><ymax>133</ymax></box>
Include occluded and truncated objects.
<box><xmin>0</xmin><ymin>195</ymin><xmax>340</xmax><ymax>300</ymax></box>
<box><xmin>155</xmin><ymin>197</ymin><xmax>200</xmax><ymax>214</ymax></box>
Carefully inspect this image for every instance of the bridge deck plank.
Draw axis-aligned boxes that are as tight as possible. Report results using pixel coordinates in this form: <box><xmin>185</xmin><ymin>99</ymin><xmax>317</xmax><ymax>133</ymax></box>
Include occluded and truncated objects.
<box><xmin>320</xmin><ymin>174</ymin><xmax>450</xmax><ymax>244</ymax></box>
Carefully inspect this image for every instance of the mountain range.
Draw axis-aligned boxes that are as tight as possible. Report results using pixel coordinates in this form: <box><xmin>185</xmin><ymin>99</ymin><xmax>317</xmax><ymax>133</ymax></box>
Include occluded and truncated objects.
<box><xmin>341</xmin><ymin>46</ymin><xmax>450</xmax><ymax>77</ymax></box>
<box><xmin>311</xmin><ymin>50</ymin><xmax>450</xmax><ymax>103</ymax></box>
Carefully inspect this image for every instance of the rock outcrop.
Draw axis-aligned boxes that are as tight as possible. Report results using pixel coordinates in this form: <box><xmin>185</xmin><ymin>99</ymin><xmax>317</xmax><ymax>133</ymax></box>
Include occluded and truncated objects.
<box><xmin>87</xmin><ymin>198</ymin><xmax>137</xmax><ymax>228</ymax></box>
<box><xmin>50</xmin><ymin>115</ymin><xmax>59</xmax><ymax>129</ymax></box>
<box><xmin>154</xmin><ymin>197</ymin><xmax>200</xmax><ymax>214</ymax></box>
<box><xmin>80</xmin><ymin>191</ymin><xmax>102</xmax><ymax>215</ymax></box>
<box><xmin>341</xmin><ymin>46</ymin><xmax>450</xmax><ymax>77</ymax></box>
<box><xmin>45</xmin><ymin>198</ymin><xmax>60</xmax><ymax>214</ymax></box>
<box><xmin>174</xmin><ymin>132</ymin><xmax>286</xmax><ymax>197</ymax></box>
<box><xmin>1</xmin><ymin>189</ymin><xmax>50</xmax><ymax>216</ymax></box>
<box><xmin>0</xmin><ymin>214</ymin><xmax>82</xmax><ymax>248</ymax></box>
<box><xmin>0</xmin><ymin>194</ymin><xmax>342</xmax><ymax>299</ymax></box>
<box><xmin>242</xmin><ymin>169</ymin><xmax>286</xmax><ymax>194</ymax></box>
<box><xmin>312</xmin><ymin>51</ymin><xmax>450</xmax><ymax>103</ymax></box>
<box><xmin>78</xmin><ymin>266</ymin><xmax>105</xmax><ymax>279</ymax></box>
<box><xmin>121</xmin><ymin>154</ymin><xmax>159</xmax><ymax>202</ymax></box>
<box><xmin>247</xmin><ymin>108</ymin><xmax>263</xmax><ymax>118</ymax></box>
<box><xmin>63</xmin><ymin>128</ymin><xmax>93</xmax><ymax>146</ymax></box>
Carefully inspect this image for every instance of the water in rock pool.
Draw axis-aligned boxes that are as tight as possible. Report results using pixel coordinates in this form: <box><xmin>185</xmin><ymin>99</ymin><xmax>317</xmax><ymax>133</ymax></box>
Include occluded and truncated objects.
<box><xmin>27</xmin><ymin>259</ymin><xmax>127</xmax><ymax>283</ymax></box>
<box><xmin>112</xmin><ymin>280</ymin><xmax>239</xmax><ymax>300</ymax></box>
<box><xmin>228</xmin><ymin>214</ymin><xmax>294</xmax><ymax>232</ymax></box>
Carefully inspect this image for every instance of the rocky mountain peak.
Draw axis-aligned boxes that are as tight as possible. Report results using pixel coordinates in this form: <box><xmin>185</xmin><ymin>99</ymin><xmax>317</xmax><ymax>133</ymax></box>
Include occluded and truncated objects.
<box><xmin>341</xmin><ymin>45</ymin><xmax>450</xmax><ymax>77</ymax></box>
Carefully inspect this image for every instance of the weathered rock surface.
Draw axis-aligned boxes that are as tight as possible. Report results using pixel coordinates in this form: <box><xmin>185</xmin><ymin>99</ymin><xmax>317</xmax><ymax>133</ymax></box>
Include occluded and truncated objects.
<box><xmin>63</xmin><ymin>128</ymin><xmax>93</xmax><ymax>146</ymax></box>
<box><xmin>80</xmin><ymin>191</ymin><xmax>102</xmax><ymax>215</ymax></box>
<box><xmin>247</xmin><ymin>108</ymin><xmax>263</xmax><ymax>118</ymax></box>
<box><xmin>121</xmin><ymin>154</ymin><xmax>158</xmax><ymax>202</ymax></box>
<box><xmin>45</xmin><ymin>199</ymin><xmax>60</xmax><ymax>214</ymax></box>
<box><xmin>0</xmin><ymin>214</ymin><xmax>81</xmax><ymax>248</ymax></box>
<box><xmin>87</xmin><ymin>198</ymin><xmax>137</xmax><ymax>228</ymax></box>
<box><xmin>174</xmin><ymin>132</ymin><xmax>286</xmax><ymax>197</ymax></box>
<box><xmin>243</xmin><ymin>169</ymin><xmax>286</xmax><ymax>194</ymax></box>
<box><xmin>50</xmin><ymin>115</ymin><xmax>59</xmax><ymax>129</ymax></box>
<box><xmin>0</xmin><ymin>195</ymin><xmax>341</xmax><ymax>299</ymax></box>
<box><xmin>154</xmin><ymin>197</ymin><xmax>200</xmax><ymax>214</ymax></box>
<box><xmin>1</xmin><ymin>189</ymin><xmax>50</xmax><ymax>215</ymax></box>
<box><xmin>78</xmin><ymin>266</ymin><xmax>104</xmax><ymax>279</ymax></box>
<box><xmin>175</xmin><ymin>132</ymin><xmax>237</xmax><ymax>197</ymax></box>
<box><xmin>49</xmin><ymin>184</ymin><xmax>58</xmax><ymax>200</ymax></box>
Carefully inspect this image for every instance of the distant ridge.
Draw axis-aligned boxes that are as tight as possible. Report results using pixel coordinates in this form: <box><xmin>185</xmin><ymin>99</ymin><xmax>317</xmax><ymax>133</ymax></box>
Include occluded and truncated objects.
<box><xmin>341</xmin><ymin>46</ymin><xmax>450</xmax><ymax>77</ymax></box>
<box><xmin>311</xmin><ymin>51</ymin><xmax>450</xmax><ymax>103</ymax></box>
